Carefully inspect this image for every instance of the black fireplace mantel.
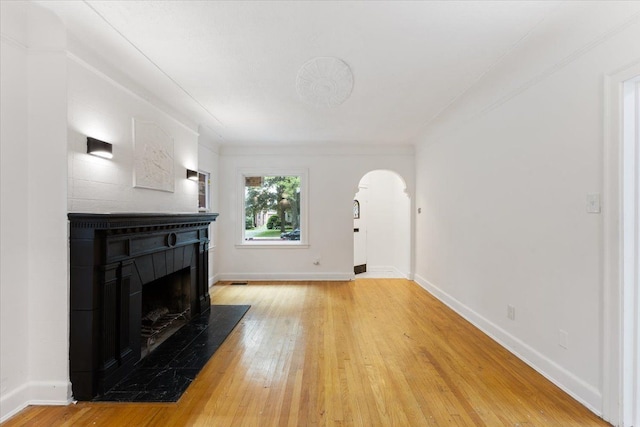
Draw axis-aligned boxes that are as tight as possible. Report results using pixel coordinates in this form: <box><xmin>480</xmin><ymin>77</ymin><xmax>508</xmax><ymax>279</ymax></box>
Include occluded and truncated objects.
<box><xmin>68</xmin><ymin>212</ymin><xmax>218</xmax><ymax>400</ymax></box>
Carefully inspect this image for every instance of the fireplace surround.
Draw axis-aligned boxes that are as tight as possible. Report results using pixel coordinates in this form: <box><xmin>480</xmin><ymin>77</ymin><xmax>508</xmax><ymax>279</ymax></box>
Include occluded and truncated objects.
<box><xmin>68</xmin><ymin>213</ymin><xmax>218</xmax><ymax>400</ymax></box>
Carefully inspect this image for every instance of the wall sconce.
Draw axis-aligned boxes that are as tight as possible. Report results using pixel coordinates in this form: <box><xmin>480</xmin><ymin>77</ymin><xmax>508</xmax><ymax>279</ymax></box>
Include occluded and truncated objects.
<box><xmin>186</xmin><ymin>169</ymin><xmax>198</xmax><ymax>181</ymax></box>
<box><xmin>87</xmin><ymin>137</ymin><xmax>113</xmax><ymax>159</ymax></box>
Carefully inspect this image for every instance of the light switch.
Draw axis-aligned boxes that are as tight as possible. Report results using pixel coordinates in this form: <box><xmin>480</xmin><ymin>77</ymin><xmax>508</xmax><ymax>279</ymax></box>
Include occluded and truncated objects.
<box><xmin>586</xmin><ymin>193</ymin><xmax>601</xmax><ymax>214</ymax></box>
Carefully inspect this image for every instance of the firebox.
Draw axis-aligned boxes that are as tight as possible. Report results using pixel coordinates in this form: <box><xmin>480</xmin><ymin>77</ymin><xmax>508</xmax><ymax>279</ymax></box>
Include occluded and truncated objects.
<box><xmin>140</xmin><ymin>267</ymin><xmax>191</xmax><ymax>358</ymax></box>
<box><xmin>68</xmin><ymin>213</ymin><xmax>218</xmax><ymax>400</ymax></box>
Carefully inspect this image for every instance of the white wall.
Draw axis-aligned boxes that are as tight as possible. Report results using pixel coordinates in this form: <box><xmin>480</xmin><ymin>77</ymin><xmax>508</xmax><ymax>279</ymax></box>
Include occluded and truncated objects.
<box><xmin>198</xmin><ymin>128</ymin><xmax>221</xmax><ymax>285</ymax></box>
<box><xmin>66</xmin><ymin>40</ymin><xmax>222</xmax><ymax>289</ymax></box>
<box><xmin>217</xmin><ymin>145</ymin><xmax>414</xmax><ymax>281</ymax></box>
<box><xmin>1</xmin><ymin>2</ymin><xmax>70</xmax><ymax>421</ymax></box>
<box><xmin>357</xmin><ymin>170</ymin><xmax>411</xmax><ymax>277</ymax></box>
<box><xmin>1</xmin><ymin>1</ymin><xmax>30</xmax><ymax>418</ymax></box>
<box><xmin>67</xmin><ymin>57</ymin><xmax>200</xmax><ymax>213</ymax></box>
<box><xmin>1</xmin><ymin>3</ymin><xmax>215</xmax><ymax>420</ymax></box>
<box><xmin>413</xmin><ymin>14</ymin><xmax>640</xmax><ymax>415</ymax></box>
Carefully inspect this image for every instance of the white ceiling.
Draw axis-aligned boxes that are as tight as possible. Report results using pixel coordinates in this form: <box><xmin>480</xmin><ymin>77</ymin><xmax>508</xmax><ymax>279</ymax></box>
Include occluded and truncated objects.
<box><xmin>36</xmin><ymin>1</ymin><xmax>640</xmax><ymax>146</ymax></box>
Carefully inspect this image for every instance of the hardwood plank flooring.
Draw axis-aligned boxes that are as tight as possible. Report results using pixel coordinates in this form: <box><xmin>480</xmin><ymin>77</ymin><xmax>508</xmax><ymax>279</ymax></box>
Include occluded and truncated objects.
<box><xmin>3</xmin><ymin>279</ymin><xmax>609</xmax><ymax>426</ymax></box>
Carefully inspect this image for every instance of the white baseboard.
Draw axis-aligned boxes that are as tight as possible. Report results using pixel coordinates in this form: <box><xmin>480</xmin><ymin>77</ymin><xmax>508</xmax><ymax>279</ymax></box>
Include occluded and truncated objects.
<box><xmin>217</xmin><ymin>272</ymin><xmax>354</xmax><ymax>282</ymax></box>
<box><xmin>209</xmin><ymin>273</ymin><xmax>219</xmax><ymax>288</ymax></box>
<box><xmin>367</xmin><ymin>265</ymin><xmax>396</xmax><ymax>272</ymax></box>
<box><xmin>365</xmin><ymin>265</ymin><xmax>410</xmax><ymax>279</ymax></box>
<box><xmin>0</xmin><ymin>380</ymin><xmax>72</xmax><ymax>423</ymax></box>
<box><xmin>413</xmin><ymin>274</ymin><xmax>602</xmax><ymax>416</ymax></box>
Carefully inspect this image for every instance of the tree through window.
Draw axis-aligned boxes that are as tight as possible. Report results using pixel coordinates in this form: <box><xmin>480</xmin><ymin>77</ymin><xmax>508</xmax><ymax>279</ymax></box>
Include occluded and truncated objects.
<box><xmin>244</xmin><ymin>175</ymin><xmax>302</xmax><ymax>242</ymax></box>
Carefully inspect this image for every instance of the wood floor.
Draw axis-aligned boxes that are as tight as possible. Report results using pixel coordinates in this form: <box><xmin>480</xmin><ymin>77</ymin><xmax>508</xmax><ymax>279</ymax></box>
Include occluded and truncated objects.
<box><xmin>4</xmin><ymin>279</ymin><xmax>609</xmax><ymax>426</ymax></box>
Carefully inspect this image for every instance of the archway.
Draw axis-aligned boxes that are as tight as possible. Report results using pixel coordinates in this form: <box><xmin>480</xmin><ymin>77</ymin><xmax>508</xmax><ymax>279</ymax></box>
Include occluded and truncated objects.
<box><xmin>353</xmin><ymin>170</ymin><xmax>411</xmax><ymax>278</ymax></box>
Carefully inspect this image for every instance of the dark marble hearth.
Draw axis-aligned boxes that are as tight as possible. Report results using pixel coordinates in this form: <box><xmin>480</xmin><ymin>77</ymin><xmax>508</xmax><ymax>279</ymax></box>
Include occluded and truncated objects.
<box><xmin>94</xmin><ymin>304</ymin><xmax>250</xmax><ymax>402</ymax></box>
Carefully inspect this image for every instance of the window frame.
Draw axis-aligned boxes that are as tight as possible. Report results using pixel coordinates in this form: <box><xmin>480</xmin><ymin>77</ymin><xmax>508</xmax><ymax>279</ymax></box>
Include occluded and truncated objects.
<box><xmin>236</xmin><ymin>168</ymin><xmax>308</xmax><ymax>248</ymax></box>
<box><xmin>198</xmin><ymin>170</ymin><xmax>211</xmax><ymax>212</ymax></box>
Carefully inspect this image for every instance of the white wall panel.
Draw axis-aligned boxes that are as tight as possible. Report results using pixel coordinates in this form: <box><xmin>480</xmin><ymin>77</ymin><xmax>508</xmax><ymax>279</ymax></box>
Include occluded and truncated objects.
<box><xmin>1</xmin><ymin>2</ymin><xmax>71</xmax><ymax>421</ymax></box>
<box><xmin>217</xmin><ymin>146</ymin><xmax>414</xmax><ymax>280</ymax></box>
<box><xmin>67</xmin><ymin>58</ymin><xmax>200</xmax><ymax>213</ymax></box>
<box><xmin>414</xmin><ymin>17</ymin><xmax>640</xmax><ymax>414</ymax></box>
<box><xmin>0</xmin><ymin>2</ymin><xmax>30</xmax><ymax>419</ymax></box>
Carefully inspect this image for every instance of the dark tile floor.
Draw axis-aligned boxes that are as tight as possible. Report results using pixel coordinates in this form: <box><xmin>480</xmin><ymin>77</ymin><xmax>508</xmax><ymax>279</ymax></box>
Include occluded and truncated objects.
<box><xmin>94</xmin><ymin>304</ymin><xmax>250</xmax><ymax>403</ymax></box>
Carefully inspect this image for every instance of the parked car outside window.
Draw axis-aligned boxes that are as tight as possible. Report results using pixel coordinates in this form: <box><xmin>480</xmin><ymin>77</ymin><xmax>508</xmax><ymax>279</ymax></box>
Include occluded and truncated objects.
<box><xmin>280</xmin><ymin>228</ymin><xmax>300</xmax><ymax>240</ymax></box>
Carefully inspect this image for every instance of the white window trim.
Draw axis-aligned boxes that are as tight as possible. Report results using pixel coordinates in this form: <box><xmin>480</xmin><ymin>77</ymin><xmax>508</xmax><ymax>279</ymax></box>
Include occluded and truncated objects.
<box><xmin>236</xmin><ymin>168</ymin><xmax>309</xmax><ymax>248</ymax></box>
<box><xmin>198</xmin><ymin>170</ymin><xmax>211</xmax><ymax>212</ymax></box>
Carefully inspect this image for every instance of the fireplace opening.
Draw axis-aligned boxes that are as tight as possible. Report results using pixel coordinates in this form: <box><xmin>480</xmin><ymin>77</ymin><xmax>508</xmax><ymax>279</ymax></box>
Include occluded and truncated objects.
<box><xmin>140</xmin><ymin>267</ymin><xmax>191</xmax><ymax>359</ymax></box>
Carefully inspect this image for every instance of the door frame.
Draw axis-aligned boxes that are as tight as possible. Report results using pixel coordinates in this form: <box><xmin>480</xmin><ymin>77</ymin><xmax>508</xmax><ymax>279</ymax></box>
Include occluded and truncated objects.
<box><xmin>603</xmin><ymin>65</ymin><xmax>640</xmax><ymax>426</ymax></box>
<box><xmin>353</xmin><ymin>169</ymin><xmax>412</xmax><ymax>279</ymax></box>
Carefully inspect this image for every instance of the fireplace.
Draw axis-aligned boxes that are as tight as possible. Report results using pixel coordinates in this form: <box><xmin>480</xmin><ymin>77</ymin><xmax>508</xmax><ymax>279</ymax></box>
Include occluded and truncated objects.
<box><xmin>68</xmin><ymin>213</ymin><xmax>218</xmax><ymax>400</ymax></box>
<box><xmin>140</xmin><ymin>267</ymin><xmax>191</xmax><ymax>358</ymax></box>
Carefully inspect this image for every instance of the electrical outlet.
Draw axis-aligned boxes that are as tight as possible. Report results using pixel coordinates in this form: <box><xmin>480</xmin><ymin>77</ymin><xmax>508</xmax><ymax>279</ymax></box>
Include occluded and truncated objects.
<box><xmin>507</xmin><ymin>305</ymin><xmax>515</xmax><ymax>320</ymax></box>
<box><xmin>559</xmin><ymin>330</ymin><xmax>569</xmax><ymax>349</ymax></box>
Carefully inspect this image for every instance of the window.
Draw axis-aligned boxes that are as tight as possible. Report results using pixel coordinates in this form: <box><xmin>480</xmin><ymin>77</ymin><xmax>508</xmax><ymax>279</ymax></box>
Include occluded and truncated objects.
<box><xmin>239</xmin><ymin>169</ymin><xmax>307</xmax><ymax>247</ymax></box>
<box><xmin>198</xmin><ymin>171</ymin><xmax>210</xmax><ymax>211</ymax></box>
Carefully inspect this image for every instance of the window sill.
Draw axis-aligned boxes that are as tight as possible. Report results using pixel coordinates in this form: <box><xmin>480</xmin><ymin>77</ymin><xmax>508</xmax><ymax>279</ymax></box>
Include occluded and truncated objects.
<box><xmin>236</xmin><ymin>241</ymin><xmax>309</xmax><ymax>249</ymax></box>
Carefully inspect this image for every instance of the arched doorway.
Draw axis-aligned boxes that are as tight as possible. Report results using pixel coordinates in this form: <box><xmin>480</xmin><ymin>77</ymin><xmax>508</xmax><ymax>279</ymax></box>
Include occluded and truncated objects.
<box><xmin>353</xmin><ymin>170</ymin><xmax>411</xmax><ymax>278</ymax></box>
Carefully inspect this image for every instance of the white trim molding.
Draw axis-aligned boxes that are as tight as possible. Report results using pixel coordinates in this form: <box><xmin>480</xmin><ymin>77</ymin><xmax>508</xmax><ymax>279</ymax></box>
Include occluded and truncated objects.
<box><xmin>217</xmin><ymin>272</ymin><xmax>354</xmax><ymax>282</ymax></box>
<box><xmin>236</xmin><ymin>168</ymin><xmax>309</xmax><ymax>248</ymax></box>
<box><xmin>366</xmin><ymin>265</ymin><xmax>410</xmax><ymax>279</ymax></box>
<box><xmin>209</xmin><ymin>274</ymin><xmax>220</xmax><ymax>288</ymax></box>
<box><xmin>220</xmin><ymin>143</ymin><xmax>414</xmax><ymax>157</ymax></box>
<box><xmin>0</xmin><ymin>381</ymin><xmax>72</xmax><ymax>423</ymax></box>
<box><xmin>603</xmin><ymin>63</ymin><xmax>640</xmax><ymax>426</ymax></box>
<box><xmin>413</xmin><ymin>274</ymin><xmax>603</xmax><ymax>415</ymax></box>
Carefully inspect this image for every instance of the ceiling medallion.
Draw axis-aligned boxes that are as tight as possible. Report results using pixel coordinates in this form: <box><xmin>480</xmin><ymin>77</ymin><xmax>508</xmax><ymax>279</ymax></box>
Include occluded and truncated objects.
<box><xmin>296</xmin><ymin>57</ymin><xmax>354</xmax><ymax>107</ymax></box>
